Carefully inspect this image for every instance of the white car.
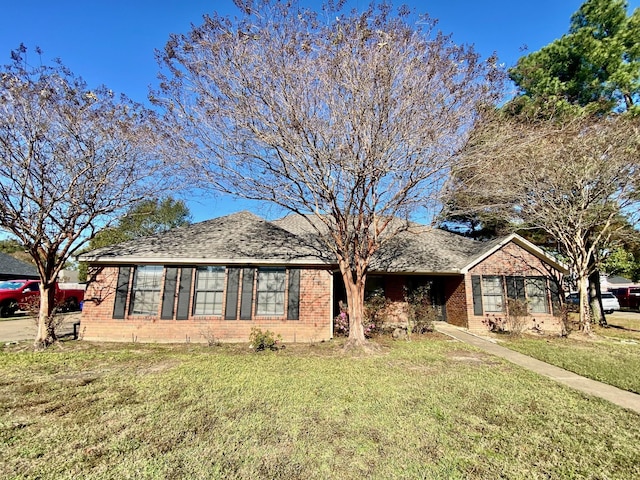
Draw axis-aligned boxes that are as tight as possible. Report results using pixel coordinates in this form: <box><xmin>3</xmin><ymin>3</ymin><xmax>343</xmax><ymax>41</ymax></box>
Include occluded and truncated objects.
<box><xmin>601</xmin><ymin>292</ymin><xmax>620</xmax><ymax>314</ymax></box>
<box><xmin>565</xmin><ymin>291</ymin><xmax>620</xmax><ymax>314</ymax></box>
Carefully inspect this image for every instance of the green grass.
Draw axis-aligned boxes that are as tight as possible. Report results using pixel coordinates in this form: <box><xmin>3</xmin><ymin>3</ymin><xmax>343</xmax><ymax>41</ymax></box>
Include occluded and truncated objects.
<box><xmin>1</xmin><ymin>336</ymin><xmax>639</xmax><ymax>479</ymax></box>
<box><xmin>500</xmin><ymin>314</ymin><xmax>640</xmax><ymax>394</ymax></box>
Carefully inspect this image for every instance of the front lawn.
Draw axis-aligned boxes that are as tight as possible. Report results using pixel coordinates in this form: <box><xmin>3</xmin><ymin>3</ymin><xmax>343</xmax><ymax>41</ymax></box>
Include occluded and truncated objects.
<box><xmin>1</xmin><ymin>337</ymin><xmax>639</xmax><ymax>479</ymax></box>
<box><xmin>500</xmin><ymin>313</ymin><xmax>640</xmax><ymax>394</ymax></box>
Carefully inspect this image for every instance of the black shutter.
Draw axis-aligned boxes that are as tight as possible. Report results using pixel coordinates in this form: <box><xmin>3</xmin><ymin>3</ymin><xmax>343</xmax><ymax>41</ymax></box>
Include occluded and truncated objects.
<box><xmin>160</xmin><ymin>268</ymin><xmax>178</xmax><ymax>320</ymax></box>
<box><xmin>549</xmin><ymin>278</ymin><xmax>562</xmax><ymax>316</ymax></box>
<box><xmin>225</xmin><ymin>268</ymin><xmax>240</xmax><ymax>320</ymax></box>
<box><xmin>287</xmin><ymin>268</ymin><xmax>300</xmax><ymax>320</ymax></box>
<box><xmin>113</xmin><ymin>266</ymin><xmax>131</xmax><ymax>319</ymax></box>
<box><xmin>471</xmin><ymin>275</ymin><xmax>483</xmax><ymax>316</ymax></box>
<box><xmin>240</xmin><ymin>268</ymin><xmax>254</xmax><ymax>320</ymax></box>
<box><xmin>176</xmin><ymin>267</ymin><xmax>193</xmax><ymax>320</ymax></box>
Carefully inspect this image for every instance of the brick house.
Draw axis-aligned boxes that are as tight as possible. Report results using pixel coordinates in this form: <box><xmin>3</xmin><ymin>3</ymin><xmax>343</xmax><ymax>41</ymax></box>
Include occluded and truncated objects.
<box><xmin>78</xmin><ymin>211</ymin><xmax>567</xmax><ymax>343</ymax></box>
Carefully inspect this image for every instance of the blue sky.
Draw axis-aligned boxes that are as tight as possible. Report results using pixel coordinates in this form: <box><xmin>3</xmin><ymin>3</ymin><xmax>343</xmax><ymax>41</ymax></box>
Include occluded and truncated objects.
<box><xmin>2</xmin><ymin>0</ymin><xmax>638</xmax><ymax>223</ymax></box>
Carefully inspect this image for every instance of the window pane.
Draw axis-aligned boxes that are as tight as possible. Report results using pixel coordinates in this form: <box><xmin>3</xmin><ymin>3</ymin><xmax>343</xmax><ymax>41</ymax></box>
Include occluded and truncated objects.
<box><xmin>131</xmin><ymin>266</ymin><xmax>163</xmax><ymax>315</ymax></box>
<box><xmin>257</xmin><ymin>268</ymin><xmax>285</xmax><ymax>316</ymax></box>
<box><xmin>527</xmin><ymin>277</ymin><xmax>549</xmax><ymax>313</ymax></box>
<box><xmin>482</xmin><ymin>276</ymin><xmax>504</xmax><ymax>312</ymax></box>
<box><xmin>193</xmin><ymin>267</ymin><xmax>225</xmax><ymax>316</ymax></box>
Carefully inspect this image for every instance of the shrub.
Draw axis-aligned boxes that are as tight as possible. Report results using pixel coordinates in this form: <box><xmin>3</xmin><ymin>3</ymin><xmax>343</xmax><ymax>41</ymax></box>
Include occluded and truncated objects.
<box><xmin>333</xmin><ymin>301</ymin><xmax>350</xmax><ymax>337</ymax></box>
<box><xmin>405</xmin><ymin>285</ymin><xmax>437</xmax><ymax>335</ymax></box>
<box><xmin>333</xmin><ymin>298</ymin><xmax>386</xmax><ymax>338</ymax></box>
<box><xmin>483</xmin><ymin>299</ymin><xmax>530</xmax><ymax>336</ymax></box>
<box><xmin>249</xmin><ymin>328</ymin><xmax>283</xmax><ymax>351</ymax></box>
<box><xmin>363</xmin><ymin>295</ymin><xmax>389</xmax><ymax>337</ymax></box>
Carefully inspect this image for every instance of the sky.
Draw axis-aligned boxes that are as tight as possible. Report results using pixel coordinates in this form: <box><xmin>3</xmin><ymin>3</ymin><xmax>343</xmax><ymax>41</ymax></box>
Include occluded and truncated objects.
<box><xmin>2</xmin><ymin>0</ymin><xmax>639</xmax><ymax>223</ymax></box>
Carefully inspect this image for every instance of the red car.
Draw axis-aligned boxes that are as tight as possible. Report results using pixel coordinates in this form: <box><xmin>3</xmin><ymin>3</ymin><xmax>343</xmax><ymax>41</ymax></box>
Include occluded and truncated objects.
<box><xmin>0</xmin><ymin>279</ymin><xmax>84</xmax><ymax>318</ymax></box>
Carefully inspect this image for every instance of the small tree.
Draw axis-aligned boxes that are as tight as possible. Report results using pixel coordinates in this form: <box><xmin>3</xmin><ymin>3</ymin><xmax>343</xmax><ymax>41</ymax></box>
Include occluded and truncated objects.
<box><xmin>78</xmin><ymin>197</ymin><xmax>191</xmax><ymax>281</ymax></box>
<box><xmin>156</xmin><ymin>0</ymin><xmax>504</xmax><ymax>348</ymax></box>
<box><xmin>0</xmin><ymin>46</ymin><xmax>176</xmax><ymax>348</ymax></box>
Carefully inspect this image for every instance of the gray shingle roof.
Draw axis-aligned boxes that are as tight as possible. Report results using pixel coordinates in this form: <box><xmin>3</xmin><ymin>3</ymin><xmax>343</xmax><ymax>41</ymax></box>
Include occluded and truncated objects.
<box><xmin>0</xmin><ymin>252</ymin><xmax>38</xmax><ymax>278</ymax></box>
<box><xmin>273</xmin><ymin>214</ymin><xmax>488</xmax><ymax>273</ymax></box>
<box><xmin>79</xmin><ymin>211</ymin><xmax>332</xmax><ymax>265</ymax></box>
<box><xmin>81</xmin><ymin>211</ymin><xmax>560</xmax><ymax>274</ymax></box>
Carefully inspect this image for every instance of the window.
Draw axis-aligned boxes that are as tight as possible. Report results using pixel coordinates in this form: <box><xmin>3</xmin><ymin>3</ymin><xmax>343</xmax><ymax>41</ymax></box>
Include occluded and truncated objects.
<box><xmin>256</xmin><ymin>268</ymin><xmax>285</xmax><ymax>316</ymax></box>
<box><xmin>526</xmin><ymin>277</ymin><xmax>549</xmax><ymax>313</ymax></box>
<box><xmin>365</xmin><ymin>275</ymin><xmax>385</xmax><ymax>300</ymax></box>
<box><xmin>193</xmin><ymin>267</ymin><xmax>225</xmax><ymax>316</ymax></box>
<box><xmin>130</xmin><ymin>266</ymin><xmax>163</xmax><ymax>315</ymax></box>
<box><xmin>482</xmin><ymin>276</ymin><xmax>504</xmax><ymax>312</ymax></box>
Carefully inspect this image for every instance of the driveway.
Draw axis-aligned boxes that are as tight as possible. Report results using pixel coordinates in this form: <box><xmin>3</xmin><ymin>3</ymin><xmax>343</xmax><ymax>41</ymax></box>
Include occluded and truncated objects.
<box><xmin>0</xmin><ymin>312</ymin><xmax>80</xmax><ymax>343</ymax></box>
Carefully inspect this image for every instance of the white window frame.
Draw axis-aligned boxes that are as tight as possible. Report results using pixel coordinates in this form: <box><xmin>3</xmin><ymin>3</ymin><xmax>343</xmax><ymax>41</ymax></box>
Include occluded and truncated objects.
<box><xmin>256</xmin><ymin>268</ymin><xmax>286</xmax><ymax>316</ymax></box>
<box><xmin>193</xmin><ymin>266</ymin><xmax>225</xmax><ymax>316</ymax></box>
<box><xmin>482</xmin><ymin>276</ymin><xmax>504</xmax><ymax>313</ymax></box>
<box><xmin>130</xmin><ymin>265</ymin><xmax>163</xmax><ymax>315</ymax></box>
<box><xmin>526</xmin><ymin>277</ymin><xmax>549</xmax><ymax>314</ymax></box>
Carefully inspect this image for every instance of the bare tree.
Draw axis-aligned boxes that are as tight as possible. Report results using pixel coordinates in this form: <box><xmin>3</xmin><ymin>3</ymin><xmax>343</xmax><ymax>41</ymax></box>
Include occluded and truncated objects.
<box><xmin>444</xmin><ymin>112</ymin><xmax>640</xmax><ymax>333</ymax></box>
<box><xmin>156</xmin><ymin>1</ymin><xmax>503</xmax><ymax>347</ymax></box>
<box><xmin>0</xmin><ymin>46</ymin><xmax>176</xmax><ymax>348</ymax></box>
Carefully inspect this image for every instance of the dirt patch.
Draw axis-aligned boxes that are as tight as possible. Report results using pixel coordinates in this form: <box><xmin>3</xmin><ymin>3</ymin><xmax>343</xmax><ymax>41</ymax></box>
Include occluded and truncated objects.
<box><xmin>136</xmin><ymin>360</ymin><xmax>180</xmax><ymax>375</ymax></box>
<box><xmin>446</xmin><ymin>349</ymin><xmax>499</xmax><ymax>365</ymax></box>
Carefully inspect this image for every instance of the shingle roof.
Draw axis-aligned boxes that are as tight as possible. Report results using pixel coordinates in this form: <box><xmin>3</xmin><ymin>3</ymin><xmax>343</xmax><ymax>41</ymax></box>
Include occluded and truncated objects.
<box><xmin>81</xmin><ymin>211</ymin><xmax>564</xmax><ymax>274</ymax></box>
<box><xmin>79</xmin><ymin>211</ymin><xmax>332</xmax><ymax>265</ymax></box>
<box><xmin>0</xmin><ymin>252</ymin><xmax>38</xmax><ymax>278</ymax></box>
<box><xmin>273</xmin><ymin>214</ymin><xmax>489</xmax><ymax>273</ymax></box>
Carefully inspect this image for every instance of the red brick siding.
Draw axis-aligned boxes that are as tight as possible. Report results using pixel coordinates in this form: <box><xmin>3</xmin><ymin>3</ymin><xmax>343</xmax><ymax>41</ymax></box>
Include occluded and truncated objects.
<box><xmin>444</xmin><ymin>276</ymin><xmax>468</xmax><ymax>327</ymax></box>
<box><xmin>81</xmin><ymin>266</ymin><xmax>333</xmax><ymax>343</ymax></box>
<box><xmin>465</xmin><ymin>243</ymin><xmax>562</xmax><ymax>333</ymax></box>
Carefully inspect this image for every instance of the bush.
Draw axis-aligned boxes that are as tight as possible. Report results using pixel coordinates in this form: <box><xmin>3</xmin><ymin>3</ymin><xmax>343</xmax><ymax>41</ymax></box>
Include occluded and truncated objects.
<box><xmin>405</xmin><ymin>285</ymin><xmax>437</xmax><ymax>335</ymax></box>
<box><xmin>483</xmin><ymin>299</ymin><xmax>530</xmax><ymax>336</ymax></box>
<box><xmin>249</xmin><ymin>328</ymin><xmax>283</xmax><ymax>351</ymax></box>
<box><xmin>333</xmin><ymin>298</ymin><xmax>386</xmax><ymax>338</ymax></box>
<box><xmin>363</xmin><ymin>295</ymin><xmax>389</xmax><ymax>337</ymax></box>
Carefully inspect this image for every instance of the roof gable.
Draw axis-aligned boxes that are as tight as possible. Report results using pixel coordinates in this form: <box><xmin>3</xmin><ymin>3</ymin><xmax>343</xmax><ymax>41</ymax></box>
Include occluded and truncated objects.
<box><xmin>459</xmin><ymin>233</ymin><xmax>568</xmax><ymax>274</ymax></box>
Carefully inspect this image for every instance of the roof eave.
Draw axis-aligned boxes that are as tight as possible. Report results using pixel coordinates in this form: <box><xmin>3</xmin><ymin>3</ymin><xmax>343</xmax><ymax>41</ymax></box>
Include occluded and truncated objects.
<box><xmin>79</xmin><ymin>256</ymin><xmax>331</xmax><ymax>267</ymax></box>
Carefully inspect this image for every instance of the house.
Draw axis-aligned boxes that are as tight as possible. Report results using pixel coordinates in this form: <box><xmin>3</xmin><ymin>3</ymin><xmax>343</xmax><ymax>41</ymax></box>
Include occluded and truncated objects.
<box><xmin>0</xmin><ymin>252</ymin><xmax>39</xmax><ymax>281</ymax></box>
<box><xmin>78</xmin><ymin>211</ymin><xmax>567</xmax><ymax>343</ymax></box>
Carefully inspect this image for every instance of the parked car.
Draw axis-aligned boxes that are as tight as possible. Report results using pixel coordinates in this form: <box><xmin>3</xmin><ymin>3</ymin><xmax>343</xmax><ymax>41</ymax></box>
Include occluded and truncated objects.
<box><xmin>609</xmin><ymin>287</ymin><xmax>640</xmax><ymax>310</ymax></box>
<box><xmin>0</xmin><ymin>279</ymin><xmax>84</xmax><ymax>318</ymax></box>
<box><xmin>600</xmin><ymin>292</ymin><xmax>621</xmax><ymax>314</ymax></box>
<box><xmin>565</xmin><ymin>291</ymin><xmax>620</xmax><ymax>314</ymax></box>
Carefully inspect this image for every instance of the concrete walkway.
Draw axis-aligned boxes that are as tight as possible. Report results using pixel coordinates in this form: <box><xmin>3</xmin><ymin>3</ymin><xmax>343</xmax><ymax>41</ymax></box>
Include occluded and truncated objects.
<box><xmin>435</xmin><ymin>322</ymin><xmax>640</xmax><ymax>415</ymax></box>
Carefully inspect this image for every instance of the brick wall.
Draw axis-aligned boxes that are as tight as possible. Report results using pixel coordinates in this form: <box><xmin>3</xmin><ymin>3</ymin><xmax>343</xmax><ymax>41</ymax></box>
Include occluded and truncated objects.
<box><xmin>80</xmin><ymin>265</ymin><xmax>333</xmax><ymax>344</ymax></box>
<box><xmin>464</xmin><ymin>242</ymin><xmax>562</xmax><ymax>333</ymax></box>
<box><xmin>444</xmin><ymin>276</ymin><xmax>468</xmax><ymax>327</ymax></box>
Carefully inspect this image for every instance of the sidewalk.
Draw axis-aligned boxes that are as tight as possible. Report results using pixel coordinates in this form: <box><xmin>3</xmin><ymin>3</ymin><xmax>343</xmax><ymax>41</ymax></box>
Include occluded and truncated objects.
<box><xmin>435</xmin><ymin>322</ymin><xmax>640</xmax><ymax>415</ymax></box>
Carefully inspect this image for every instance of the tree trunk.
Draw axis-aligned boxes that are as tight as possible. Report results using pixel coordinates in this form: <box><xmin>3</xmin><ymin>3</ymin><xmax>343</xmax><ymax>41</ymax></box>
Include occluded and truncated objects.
<box><xmin>578</xmin><ymin>275</ymin><xmax>592</xmax><ymax>334</ymax></box>
<box><xmin>34</xmin><ymin>282</ymin><xmax>57</xmax><ymax>349</ymax></box>
<box><xmin>339</xmin><ymin>262</ymin><xmax>367</xmax><ymax>346</ymax></box>
<box><xmin>589</xmin><ymin>270</ymin><xmax>606</xmax><ymax>327</ymax></box>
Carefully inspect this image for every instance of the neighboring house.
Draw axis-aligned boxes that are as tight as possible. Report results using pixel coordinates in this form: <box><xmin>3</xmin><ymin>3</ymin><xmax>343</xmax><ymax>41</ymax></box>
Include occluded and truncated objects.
<box><xmin>0</xmin><ymin>252</ymin><xmax>39</xmax><ymax>281</ymax></box>
<box><xmin>602</xmin><ymin>274</ymin><xmax>639</xmax><ymax>291</ymax></box>
<box><xmin>78</xmin><ymin>211</ymin><xmax>567</xmax><ymax>343</ymax></box>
